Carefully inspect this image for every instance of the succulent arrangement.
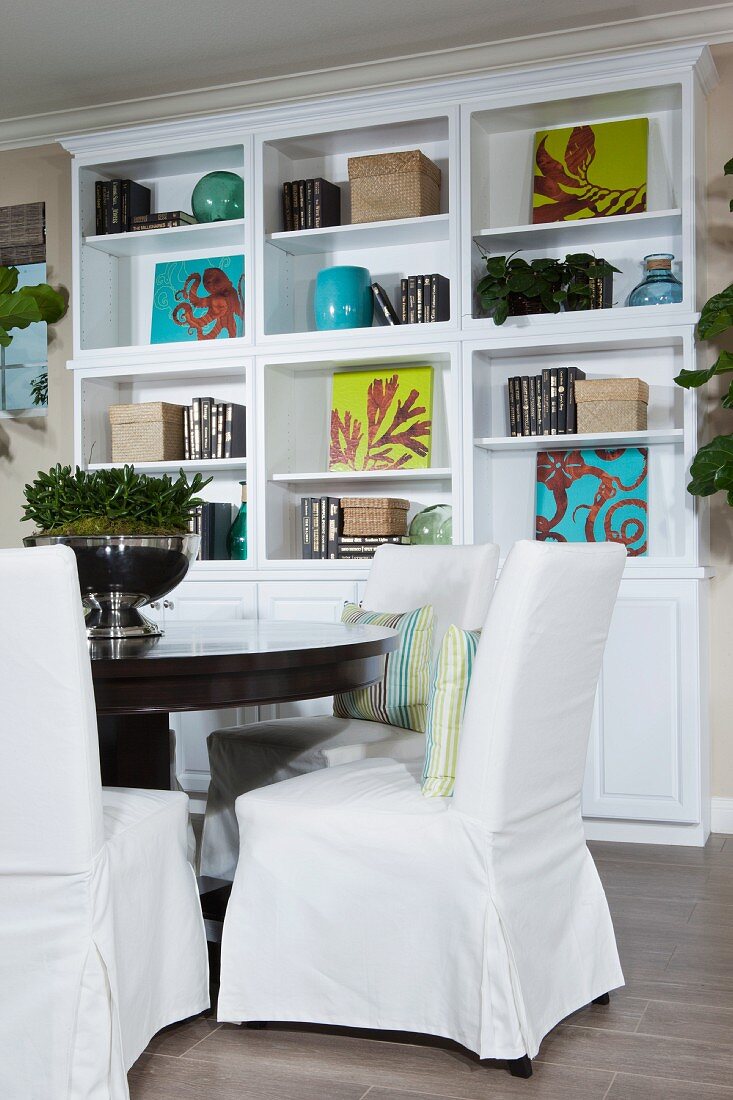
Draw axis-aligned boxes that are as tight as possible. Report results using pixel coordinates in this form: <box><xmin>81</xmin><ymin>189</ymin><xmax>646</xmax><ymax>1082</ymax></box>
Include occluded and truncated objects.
<box><xmin>674</xmin><ymin>157</ymin><xmax>733</xmax><ymax>505</ymax></box>
<box><xmin>476</xmin><ymin>250</ymin><xmax>620</xmax><ymax>325</ymax></box>
<box><xmin>22</xmin><ymin>464</ymin><xmax>211</xmax><ymax>537</ymax></box>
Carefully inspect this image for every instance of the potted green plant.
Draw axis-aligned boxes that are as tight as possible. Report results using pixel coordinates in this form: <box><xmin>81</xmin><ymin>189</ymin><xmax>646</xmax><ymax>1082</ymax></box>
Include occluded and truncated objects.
<box><xmin>0</xmin><ymin>265</ymin><xmax>66</xmax><ymax>408</ymax></box>
<box><xmin>475</xmin><ymin>249</ymin><xmax>619</xmax><ymax>324</ymax></box>
<box><xmin>674</xmin><ymin>157</ymin><xmax>733</xmax><ymax>504</ymax></box>
<box><xmin>22</xmin><ymin>464</ymin><xmax>211</xmax><ymax>638</ymax></box>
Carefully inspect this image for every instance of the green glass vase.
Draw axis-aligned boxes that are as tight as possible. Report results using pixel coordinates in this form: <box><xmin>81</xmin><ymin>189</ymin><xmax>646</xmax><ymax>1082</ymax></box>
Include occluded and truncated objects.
<box><xmin>227</xmin><ymin>482</ymin><xmax>248</xmax><ymax>560</ymax></box>
<box><xmin>409</xmin><ymin>504</ymin><xmax>452</xmax><ymax>545</ymax></box>
<box><xmin>192</xmin><ymin>171</ymin><xmax>244</xmax><ymax>223</ymax></box>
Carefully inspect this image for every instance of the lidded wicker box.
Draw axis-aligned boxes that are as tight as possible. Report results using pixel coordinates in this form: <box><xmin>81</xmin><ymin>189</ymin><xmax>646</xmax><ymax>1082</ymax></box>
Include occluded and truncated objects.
<box><xmin>341</xmin><ymin>497</ymin><xmax>410</xmax><ymax>536</ymax></box>
<box><xmin>574</xmin><ymin>378</ymin><xmax>649</xmax><ymax>433</ymax></box>
<box><xmin>347</xmin><ymin>150</ymin><xmax>441</xmax><ymax>224</ymax></box>
<box><xmin>108</xmin><ymin>402</ymin><xmax>185</xmax><ymax>463</ymax></box>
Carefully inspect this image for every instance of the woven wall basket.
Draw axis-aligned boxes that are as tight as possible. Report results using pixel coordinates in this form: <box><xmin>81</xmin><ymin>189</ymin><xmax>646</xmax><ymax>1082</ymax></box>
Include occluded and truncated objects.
<box><xmin>347</xmin><ymin>150</ymin><xmax>441</xmax><ymax>224</ymax></box>
<box><xmin>109</xmin><ymin>402</ymin><xmax>185</xmax><ymax>463</ymax></box>
<box><xmin>341</xmin><ymin>497</ymin><xmax>410</xmax><ymax>536</ymax></box>
<box><xmin>575</xmin><ymin>378</ymin><xmax>649</xmax><ymax>434</ymax></box>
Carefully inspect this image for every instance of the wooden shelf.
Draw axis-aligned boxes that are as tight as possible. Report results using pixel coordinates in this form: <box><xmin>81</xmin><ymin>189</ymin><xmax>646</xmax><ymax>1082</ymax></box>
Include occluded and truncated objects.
<box><xmin>474</xmin><ymin>429</ymin><xmax>684</xmax><ymax>452</ymax></box>
<box><xmin>88</xmin><ymin>458</ymin><xmax>247</xmax><ymax>474</ymax></box>
<box><xmin>473</xmin><ymin>209</ymin><xmax>682</xmax><ymax>253</ymax></box>
<box><xmin>82</xmin><ymin>219</ymin><xmax>245</xmax><ymax>258</ymax></box>
<box><xmin>270</xmin><ymin>467</ymin><xmax>451</xmax><ymax>484</ymax></box>
<box><xmin>267</xmin><ymin>214</ymin><xmax>450</xmax><ymax>255</ymax></box>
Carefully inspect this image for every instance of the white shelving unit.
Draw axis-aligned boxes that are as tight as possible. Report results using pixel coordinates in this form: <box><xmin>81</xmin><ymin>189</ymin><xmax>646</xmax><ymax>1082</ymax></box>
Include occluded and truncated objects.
<box><xmin>63</xmin><ymin>44</ymin><xmax>715</xmax><ymax>840</ymax></box>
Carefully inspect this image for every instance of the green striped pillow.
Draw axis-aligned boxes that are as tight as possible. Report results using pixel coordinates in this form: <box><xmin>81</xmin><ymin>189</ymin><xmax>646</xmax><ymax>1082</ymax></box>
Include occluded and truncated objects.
<box><xmin>333</xmin><ymin>603</ymin><xmax>434</xmax><ymax>732</ymax></box>
<box><xmin>421</xmin><ymin>625</ymin><xmax>481</xmax><ymax>798</ymax></box>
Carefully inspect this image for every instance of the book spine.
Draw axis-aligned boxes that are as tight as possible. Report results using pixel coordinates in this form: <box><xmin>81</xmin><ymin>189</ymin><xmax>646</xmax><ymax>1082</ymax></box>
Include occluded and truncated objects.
<box><xmin>311</xmin><ymin>498</ymin><xmax>321</xmax><ymax>558</ymax></box>
<box><xmin>305</xmin><ymin>179</ymin><xmax>314</xmax><ymax>230</ymax></box>
<box><xmin>301</xmin><ymin>497</ymin><xmax>312</xmax><ymax>559</ymax></box>
<box><xmin>549</xmin><ymin>369</ymin><xmax>558</xmax><ymax>435</ymax></box>
<box><xmin>201</xmin><ymin>398</ymin><xmax>212</xmax><ymax>458</ymax></box>
<box><xmin>192</xmin><ymin>398</ymin><xmax>202</xmax><ymax>461</ymax></box>
<box><xmin>297</xmin><ymin>181</ymin><xmax>306</xmax><ymax>230</ymax></box>
<box><xmin>430</xmin><ymin>274</ymin><xmax>450</xmax><ymax>322</ymax></box>
<box><xmin>507</xmin><ymin>378</ymin><xmax>518</xmax><ymax>437</ymax></box>
<box><xmin>217</xmin><ymin>404</ymin><xmax>225</xmax><ymax>459</ymax></box>
<box><xmin>407</xmin><ymin>276</ymin><xmax>417</xmax><ymax>324</ymax></box>
<box><xmin>338</xmin><ymin>536</ymin><xmax>407</xmax><ymax>545</ymax></box>
<box><xmin>108</xmin><ymin>179</ymin><xmax>121</xmax><ymax>234</ymax></box>
<box><xmin>183</xmin><ymin>406</ymin><xmax>191</xmax><ymax>461</ymax></box>
<box><xmin>400</xmin><ymin>279</ymin><xmax>408</xmax><ymax>324</ymax></box>
<box><xmin>319</xmin><ymin>495</ymin><xmax>328</xmax><ymax>561</ymax></box>
<box><xmin>224</xmin><ymin>403</ymin><xmax>233</xmax><ymax>459</ymax></box>
<box><xmin>528</xmin><ymin>374</ymin><xmax>538</xmax><ymax>436</ymax></box>
<box><xmin>520</xmin><ymin>377</ymin><xmax>531</xmax><ymax>437</ymax></box>
<box><xmin>282</xmin><ymin>182</ymin><xmax>293</xmax><ymax>231</ymax></box>
<box><xmin>557</xmin><ymin>368</ymin><xmax>568</xmax><ymax>434</ymax></box>
<box><xmin>95</xmin><ymin>181</ymin><xmax>105</xmax><ymax>235</ymax></box>
<box><xmin>541</xmin><ymin>369</ymin><xmax>551</xmax><ymax>435</ymax></box>
<box><xmin>430</xmin><ymin>274</ymin><xmax>437</xmax><ymax>322</ymax></box>
<box><xmin>416</xmin><ymin>275</ymin><xmax>424</xmax><ymax>323</ymax></box>
<box><xmin>371</xmin><ymin>283</ymin><xmax>400</xmax><ymax>325</ymax></box>
<box><xmin>510</xmin><ymin>377</ymin><xmax>521</xmax><ymax>437</ymax></box>
<box><xmin>130</xmin><ymin>218</ymin><xmax>193</xmax><ymax>231</ymax></box>
<box><xmin>120</xmin><ymin>180</ymin><xmax>129</xmax><ymax>232</ymax></box>
<box><xmin>132</xmin><ymin>210</ymin><xmax>194</xmax><ymax>226</ymax></box>
<box><xmin>211</xmin><ymin>404</ymin><xmax>219</xmax><ymax>460</ymax></box>
<box><xmin>327</xmin><ymin>497</ymin><xmax>341</xmax><ymax>559</ymax></box>
<box><xmin>566</xmin><ymin>367</ymin><xmax>586</xmax><ymax>434</ymax></box>
<box><xmin>535</xmin><ymin>376</ymin><xmax>543</xmax><ymax>436</ymax></box>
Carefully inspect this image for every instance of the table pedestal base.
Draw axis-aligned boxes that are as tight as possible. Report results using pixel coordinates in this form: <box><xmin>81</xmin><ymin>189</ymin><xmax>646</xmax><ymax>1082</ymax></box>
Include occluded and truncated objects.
<box><xmin>97</xmin><ymin>713</ymin><xmax>172</xmax><ymax>790</ymax></box>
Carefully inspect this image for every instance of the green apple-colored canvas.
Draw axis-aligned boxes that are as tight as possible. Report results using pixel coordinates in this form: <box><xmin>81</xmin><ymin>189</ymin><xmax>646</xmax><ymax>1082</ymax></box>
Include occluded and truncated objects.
<box><xmin>329</xmin><ymin>365</ymin><xmax>433</xmax><ymax>471</ymax></box>
<box><xmin>532</xmin><ymin>117</ymin><xmax>648</xmax><ymax>223</ymax></box>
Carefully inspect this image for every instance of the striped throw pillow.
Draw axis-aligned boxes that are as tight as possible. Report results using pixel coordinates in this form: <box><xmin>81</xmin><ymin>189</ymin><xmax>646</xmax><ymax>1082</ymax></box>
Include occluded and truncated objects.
<box><xmin>333</xmin><ymin>603</ymin><xmax>434</xmax><ymax>732</ymax></box>
<box><xmin>421</xmin><ymin>625</ymin><xmax>481</xmax><ymax>798</ymax></box>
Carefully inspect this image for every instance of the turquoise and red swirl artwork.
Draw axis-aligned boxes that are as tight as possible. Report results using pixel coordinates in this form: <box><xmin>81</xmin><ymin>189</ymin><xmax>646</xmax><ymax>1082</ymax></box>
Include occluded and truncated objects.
<box><xmin>535</xmin><ymin>447</ymin><xmax>648</xmax><ymax>556</ymax></box>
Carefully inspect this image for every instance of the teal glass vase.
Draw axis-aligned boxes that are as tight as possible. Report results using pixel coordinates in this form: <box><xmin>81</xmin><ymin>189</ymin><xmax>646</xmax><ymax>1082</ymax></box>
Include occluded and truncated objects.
<box><xmin>628</xmin><ymin>253</ymin><xmax>682</xmax><ymax>307</ymax></box>
<box><xmin>409</xmin><ymin>504</ymin><xmax>452</xmax><ymax>545</ymax></box>
<box><xmin>314</xmin><ymin>265</ymin><xmax>373</xmax><ymax>330</ymax></box>
<box><xmin>227</xmin><ymin>482</ymin><xmax>248</xmax><ymax>560</ymax></box>
<box><xmin>192</xmin><ymin>171</ymin><xmax>244</xmax><ymax>223</ymax></box>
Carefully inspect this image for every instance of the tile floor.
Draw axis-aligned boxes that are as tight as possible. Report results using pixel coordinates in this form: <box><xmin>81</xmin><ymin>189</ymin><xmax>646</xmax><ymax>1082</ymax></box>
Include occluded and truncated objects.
<box><xmin>129</xmin><ymin>835</ymin><xmax>733</xmax><ymax>1099</ymax></box>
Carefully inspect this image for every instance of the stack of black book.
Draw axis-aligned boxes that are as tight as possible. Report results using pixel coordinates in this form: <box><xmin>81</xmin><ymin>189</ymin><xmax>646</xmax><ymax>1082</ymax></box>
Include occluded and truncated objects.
<box><xmin>94</xmin><ymin>179</ymin><xmax>151</xmax><ymax>235</ymax></box>
<box><xmin>188</xmin><ymin>502</ymin><xmax>232</xmax><ymax>560</ymax></box>
<box><xmin>300</xmin><ymin>497</ymin><xmax>409</xmax><ymax>559</ymax></box>
<box><xmin>282</xmin><ymin>179</ymin><xmax>341</xmax><ymax>230</ymax></box>
<box><xmin>401</xmin><ymin>274</ymin><xmax>449</xmax><ymax>324</ymax></box>
<box><xmin>183</xmin><ymin>398</ymin><xmax>246</xmax><ymax>460</ymax></box>
<box><xmin>507</xmin><ymin>367</ymin><xmax>586</xmax><ymax>437</ymax></box>
<box><xmin>130</xmin><ymin>211</ymin><xmax>196</xmax><ymax>232</ymax></box>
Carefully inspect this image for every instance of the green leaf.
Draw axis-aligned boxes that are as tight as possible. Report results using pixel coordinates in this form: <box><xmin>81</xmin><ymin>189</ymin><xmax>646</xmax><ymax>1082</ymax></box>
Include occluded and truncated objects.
<box><xmin>697</xmin><ymin>283</ymin><xmax>733</xmax><ymax>340</ymax></box>
<box><xmin>674</xmin><ymin>350</ymin><xmax>733</xmax><ymax>389</ymax></box>
<box><xmin>722</xmin><ymin>380</ymin><xmax>733</xmax><ymax>410</ymax></box>
<box><xmin>0</xmin><ymin>267</ymin><xmax>19</xmax><ymax>295</ymax></box>
<box><xmin>484</xmin><ymin>256</ymin><xmax>508</xmax><ymax>278</ymax></box>
<box><xmin>506</xmin><ymin>272</ymin><xmax>536</xmax><ymax>293</ymax></box>
<box><xmin>0</xmin><ymin>325</ymin><xmax>10</xmax><ymax>347</ymax></box>
<box><xmin>0</xmin><ymin>290</ymin><xmax>42</xmax><ymax>331</ymax></box>
<box><xmin>724</xmin><ymin>156</ymin><xmax>733</xmax><ymax>175</ymax></box>
<box><xmin>21</xmin><ymin>283</ymin><xmax>66</xmax><ymax>324</ymax></box>
<box><xmin>492</xmin><ymin>300</ymin><xmax>509</xmax><ymax>325</ymax></box>
<box><xmin>687</xmin><ymin>434</ymin><xmax>733</xmax><ymax>498</ymax></box>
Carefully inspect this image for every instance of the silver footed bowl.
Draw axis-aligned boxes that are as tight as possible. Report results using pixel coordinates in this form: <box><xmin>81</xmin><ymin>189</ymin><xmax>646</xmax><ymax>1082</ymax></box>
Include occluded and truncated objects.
<box><xmin>23</xmin><ymin>534</ymin><xmax>199</xmax><ymax>638</ymax></box>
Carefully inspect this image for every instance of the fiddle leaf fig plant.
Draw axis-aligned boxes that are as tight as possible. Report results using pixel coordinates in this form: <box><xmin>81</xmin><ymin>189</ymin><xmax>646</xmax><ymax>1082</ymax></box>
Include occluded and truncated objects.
<box><xmin>0</xmin><ymin>265</ymin><xmax>66</xmax><ymax>349</ymax></box>
<box><xmin>674</xmin><ymin>156</ymin><xmax>733</xmax><ymax>504</ymax></box>
<box><xmin>22</xmin><ymin>464</ymin><xmax>212</xmax><ymax>537</ymax></box>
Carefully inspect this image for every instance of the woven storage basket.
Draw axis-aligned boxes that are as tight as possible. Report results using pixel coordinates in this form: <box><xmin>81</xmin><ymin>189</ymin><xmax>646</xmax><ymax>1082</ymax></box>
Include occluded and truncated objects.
<box><xmin>348</xmin><ymin>150</ymin><xmax>441</xmax><ymax>224</ymax></box>
<box><xmin>575</xmin><ymin>378</ymin><xmax>649</xmax><ymax>433</ymax></box>
<box><xmin>109</xmin><ymin>402</ymin><xmax>185</xmax><ymax>463</ymax></box>
<box><xmin>341</xmin><ymin>497</ymin><xmax>410</xmax><ymax>536</ymax></box>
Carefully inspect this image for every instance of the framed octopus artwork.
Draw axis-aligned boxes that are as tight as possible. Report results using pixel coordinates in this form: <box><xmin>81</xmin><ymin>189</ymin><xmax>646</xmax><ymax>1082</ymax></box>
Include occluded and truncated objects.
<box><xmin>150</xmin><ymin>254</ymin><xmax>244</xmax><ymax>343</ymax></box>
<box><xmin>535</xmin><ymin>447</ymin><xmax>648</xmax><ymax>556</ymax></box>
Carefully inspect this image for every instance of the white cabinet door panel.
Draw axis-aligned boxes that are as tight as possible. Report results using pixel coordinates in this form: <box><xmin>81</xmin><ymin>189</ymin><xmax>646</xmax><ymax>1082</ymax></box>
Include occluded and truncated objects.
<box><xmin>165</xmin><ymin>581</ymin><xmax>258</xmax><ymax>792</ymax></box>
<box><xmin>582</xmin><ymin>580</ymin><xmax>702</xmax><ymax>824</ymax></box>
<box><xmin>257</xmin><ymin>580</ymin><xmax>359</xmax><ymax>719</ymax></box>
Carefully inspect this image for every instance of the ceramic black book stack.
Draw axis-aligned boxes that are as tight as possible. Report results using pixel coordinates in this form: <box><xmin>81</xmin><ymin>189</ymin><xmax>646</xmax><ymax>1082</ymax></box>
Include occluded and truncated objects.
<box><xmin>400</xmin><ymin>274</ymin><xmax>449</xmax><ymax>323</ymax></box>
<box><xmin>282</xmin><ymin>179</ymin><xmax>341</xmax><ymax>230</ymax></box>
<box><xmin>95</xmin><ymin>179</ymin><xmax>152</xmax><ymax>234</ymax></box>
<box><xmin>507</xmin><ymin>367</ymin><xmax>586</xmax><ymax>437</ymax></box>
<box><xmin>301</xmin><ymin>496</ymin><xmax>342</xmax><ymax>559</ymax></box>
<box><xmin>188</xmin><ymin>503</ymin><xmax>233</xmax><ymax>560</ymax></box>
<box><xmin>184</xmin><ymin>399</ymin><xmax>247</xmax><ymax>460</ymax></box>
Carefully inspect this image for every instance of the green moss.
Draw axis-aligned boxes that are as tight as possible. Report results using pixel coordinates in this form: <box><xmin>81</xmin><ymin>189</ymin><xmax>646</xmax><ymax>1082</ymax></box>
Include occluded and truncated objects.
<box><xmin>39</xmin><ymin>517</ymin><xmax>188</xmax><ymax>537</ymax></box>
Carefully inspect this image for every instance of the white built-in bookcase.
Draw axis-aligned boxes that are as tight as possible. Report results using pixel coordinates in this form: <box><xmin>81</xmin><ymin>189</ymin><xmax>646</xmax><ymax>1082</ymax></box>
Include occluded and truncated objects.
<box><xmin>64</xmin><ymin>44</ymin><xmax>717</xmax><ymax>843</ymax></box>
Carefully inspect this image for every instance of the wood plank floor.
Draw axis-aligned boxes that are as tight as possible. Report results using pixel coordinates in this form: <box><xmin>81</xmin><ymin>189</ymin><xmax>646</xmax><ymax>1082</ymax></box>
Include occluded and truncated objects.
<box><xmin>129</xmin><ymin>835</ymin><xmax>733</xmax><ymax>1099</ymax></box>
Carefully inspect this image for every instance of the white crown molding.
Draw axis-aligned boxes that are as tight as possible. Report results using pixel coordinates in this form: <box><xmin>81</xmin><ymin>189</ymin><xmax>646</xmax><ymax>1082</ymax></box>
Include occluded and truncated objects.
<box><xmin>1</xmin><ymin>4</ymin><xmax>731</xmax><ymax>151</ymax></box>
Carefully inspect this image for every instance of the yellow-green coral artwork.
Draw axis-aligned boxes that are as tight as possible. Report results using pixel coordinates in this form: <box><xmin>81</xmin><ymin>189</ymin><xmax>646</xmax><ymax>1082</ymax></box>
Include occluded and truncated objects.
<box><xmin>532</xmin><ymin>117</ymin><xmax>648</xmax><ymax>222</ymax></box>
<box><xmin>329</xmin><ymin>365</ymin><xmax>434</xmax><ymax>471</ymax></box>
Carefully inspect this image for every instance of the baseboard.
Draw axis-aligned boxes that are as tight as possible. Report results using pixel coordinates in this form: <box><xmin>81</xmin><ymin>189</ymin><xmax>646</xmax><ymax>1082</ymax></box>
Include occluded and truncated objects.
<box><xmin>711</xmin><ymin>797</ymin><xmax>733</xmax><ymax>835</ymax></box>
<box><xmin>583</xmin><ymin>817</ymin><xmax>709</xmax><ymax>847</ymax></box>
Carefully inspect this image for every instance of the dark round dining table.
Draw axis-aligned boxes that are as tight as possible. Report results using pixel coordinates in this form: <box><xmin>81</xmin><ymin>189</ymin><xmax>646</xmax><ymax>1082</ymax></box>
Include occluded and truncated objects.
<box><xmin>89</xmin><ymin>620</ymin><xmax>398</xmax><ymax>789</ymax></box>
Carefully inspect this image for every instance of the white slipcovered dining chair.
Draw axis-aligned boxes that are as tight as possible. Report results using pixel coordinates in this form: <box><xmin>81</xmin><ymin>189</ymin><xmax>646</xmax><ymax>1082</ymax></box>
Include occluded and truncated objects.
<box><xmin>200</xmin><ymin>542</ymin><xmax>500</xmax><ymax>880</ymax></box>
<box><xmin>0</xmin><ymin>546</ymin><xmax>209</xmax><ymax>1100</ymax></box>
<box><xmin>217</xmin><ymin>541</ymin><xmax>626</xmax><ymax>1077</ymax></box>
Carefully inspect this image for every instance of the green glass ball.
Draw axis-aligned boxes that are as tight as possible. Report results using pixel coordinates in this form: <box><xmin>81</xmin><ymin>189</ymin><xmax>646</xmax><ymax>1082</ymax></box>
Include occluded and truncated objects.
<box><xmin>191</xmin><ymin>171</ymin><xmax>244</xmax><ymax>223</ymax></box>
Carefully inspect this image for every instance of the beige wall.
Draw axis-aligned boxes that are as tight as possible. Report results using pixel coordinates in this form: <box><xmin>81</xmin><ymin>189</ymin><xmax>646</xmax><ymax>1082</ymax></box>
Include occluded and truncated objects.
<box><xmin>0</xmin><ymin>52</ymin><xmax>733</xmax><ymax>793</ymax></box>
<box><xmin>706</xmin><ymin>44</ymin><xmax>733</xmax><ymax>798</ymax></box>
<box><xmin>0</xmin><ymin>143</ymin><xmax>72</xmax><ymax>548</ymax></box>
